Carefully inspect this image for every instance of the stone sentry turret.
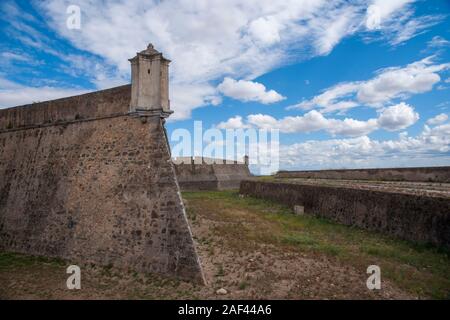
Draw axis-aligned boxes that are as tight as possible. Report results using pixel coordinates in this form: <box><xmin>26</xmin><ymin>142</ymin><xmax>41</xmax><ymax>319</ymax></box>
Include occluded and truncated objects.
<box><xmin>129</xmin><ymin>43</ymin><xmax>173</xmax><ymax>118</ymax></box>
<box><xmin>0</xmin><ymin>43</ymin><xmax>205</xmax><ymax>284</ymax></box>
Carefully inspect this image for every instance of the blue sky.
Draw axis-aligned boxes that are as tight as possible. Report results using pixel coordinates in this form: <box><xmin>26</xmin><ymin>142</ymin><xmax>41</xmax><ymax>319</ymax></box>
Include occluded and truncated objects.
<box><xmin>0</xmin><ymin>0</ymin><xmax>449</xmax><ymax>171</ymax></box>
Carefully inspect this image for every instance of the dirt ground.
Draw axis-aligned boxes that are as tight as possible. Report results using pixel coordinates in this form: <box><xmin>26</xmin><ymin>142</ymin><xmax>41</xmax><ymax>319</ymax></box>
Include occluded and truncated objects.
<box><xmin>1</xmin><ymin>191</ymin><xmax>446</xmax><ymax>300</ymax></box>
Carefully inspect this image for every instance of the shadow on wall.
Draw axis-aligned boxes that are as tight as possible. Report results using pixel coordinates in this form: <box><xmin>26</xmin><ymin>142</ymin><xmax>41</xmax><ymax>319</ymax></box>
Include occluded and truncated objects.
<box><xmin>173</xmin><ymin>156</ymin><xmax>251</xmax><ymax>191</ymax></box>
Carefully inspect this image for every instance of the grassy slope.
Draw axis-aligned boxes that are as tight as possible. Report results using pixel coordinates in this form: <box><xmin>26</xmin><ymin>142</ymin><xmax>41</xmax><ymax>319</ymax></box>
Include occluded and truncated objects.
<box><xmin>183</xmin><ymin>191</ymin><xmax>450</xmax><ymax>299</ymax></box>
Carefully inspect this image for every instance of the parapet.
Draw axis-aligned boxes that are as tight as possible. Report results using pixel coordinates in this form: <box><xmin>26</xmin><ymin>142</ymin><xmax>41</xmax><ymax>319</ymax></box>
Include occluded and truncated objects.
<box><xmin>172</xmin><ymin>156</ymin><xmax>247</xmax><ymax>165</ymax></box>
<box><xmin>275</xmin><ymin>166</ymin><xmax>450</xmax><ymax>183</ymax></box>
<box><xmin>0</xmin><ymin>85</ymin><xmax>131</xmax><ymax>132</ymax></box>
<box><xmin>172</xmin><ymin>156</ymin><xmax>252</xmax><ymax>191</ymax></box>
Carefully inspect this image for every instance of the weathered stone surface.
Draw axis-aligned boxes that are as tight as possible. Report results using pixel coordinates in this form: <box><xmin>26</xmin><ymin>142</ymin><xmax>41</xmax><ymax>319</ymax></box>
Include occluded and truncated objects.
<box><xmin>0</xmin><ymin>112</ymin><xmax>204</xmax><ymax>283</ymax></box>
<box><xmin>173</xmin><ymin>157</ymin><xmax>251</xmax><ymax>191</ymax></box>
<box><xmin>240</xmin><ymin>180</ymin><xmax>450</xmax><ymax>248</ymax></box>
<box><xmin>0</xmin><ymin>85</ymin><xmax>131</xmax><ymax>132</ymax></box>
<box><xmin>129</xmin><ymin>43</ymin><xmax>172</xmax><ymax>116</ymax></box>
<box><xmin>0</xmin><ymin>44</ymin><xmax>205</xmax><ymax>283</ymax></box>
<box><xmin>276</xmin><ymin>167</ymin><xmax>450</xmax><ymax>183</ymax></box>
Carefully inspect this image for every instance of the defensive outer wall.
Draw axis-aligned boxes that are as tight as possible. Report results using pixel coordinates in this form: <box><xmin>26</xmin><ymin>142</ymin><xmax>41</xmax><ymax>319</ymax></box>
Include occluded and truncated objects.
<box><xmin>276</xmin><ymin>166</ymin><xmax>450</xmax><ymax>183</ymax></box>
<box><xmin>0</xmin><ymin>45</ymin><xmax>205</xmax><ymax>283</ymax></box>
<box><xmin>240</xmin><ymin>180</ymin><xmax>450</xmax><ymax>248</ymax></box>
<box><xmin>173</xmin><ymin>157</ymin><xmax>251</xmax><ymax>191</ymax></box>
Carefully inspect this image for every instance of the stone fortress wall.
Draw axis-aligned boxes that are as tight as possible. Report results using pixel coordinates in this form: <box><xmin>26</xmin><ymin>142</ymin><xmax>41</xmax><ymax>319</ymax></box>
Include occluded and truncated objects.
<box><xmin>173</xmin><ymin>156</ymin><xmax>252</xmax><ymax>191</ymax></box>
<box><xmin>0</xmin><ymin>85</ymin><xmax>131</xmax><ymax>131</ymax></box>
<box><xmin>276</xmin><ymin>166</ymin><xmax>450</xmax><ymax>183</ymax></box>
<box><xmin>240</xmin><ymin>170</ymin><xmax>450</xmax><ymax>248</ymax></box>
<box><xmin>0</xmin><ymin>45</ymin><xmax>205</xmax><ymax>283</ymax></box>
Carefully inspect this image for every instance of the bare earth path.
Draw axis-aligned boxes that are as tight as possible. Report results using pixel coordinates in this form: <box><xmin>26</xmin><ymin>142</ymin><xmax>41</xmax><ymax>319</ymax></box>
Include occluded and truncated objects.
<box><xmin>1</xmin><ymin>191</ymin><xmax>448</xmax><ymax>299</ymax></box>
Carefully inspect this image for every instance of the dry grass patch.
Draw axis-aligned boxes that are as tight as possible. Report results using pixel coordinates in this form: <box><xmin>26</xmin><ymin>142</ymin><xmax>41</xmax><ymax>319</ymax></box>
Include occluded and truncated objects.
<box><xmin>183</xmin><ymin>191</ymin><xmax>450</xmax><ymax>299</ymax></box>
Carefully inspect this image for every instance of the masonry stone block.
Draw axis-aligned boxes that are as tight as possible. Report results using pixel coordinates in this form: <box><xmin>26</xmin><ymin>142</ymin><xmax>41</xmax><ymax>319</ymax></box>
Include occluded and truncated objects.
<box><xmin>0</xmin><ymin>44</ymin><xmax>205</xmax><ymax>283</ymax></box>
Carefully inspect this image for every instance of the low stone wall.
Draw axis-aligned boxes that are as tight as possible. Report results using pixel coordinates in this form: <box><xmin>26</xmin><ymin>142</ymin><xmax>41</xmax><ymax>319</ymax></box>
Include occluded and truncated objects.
<box><xmin>174</xmin><ymin>158</ymin><xmax>251</xmax><ymax>191</ymax></box>
<box><xmin>174</xmin><ymin>163</ymin><xmax>218</xmax><ymax>191</ymax></box>
<box><xmin>275</xmin><ymin>166</ymin><xmax>450</xmax><ymax>183</ymax></box>
<box><xmin>240</xmin><ymin>180</ymin><xmax>450</xmax><ymax>248</ymax></box>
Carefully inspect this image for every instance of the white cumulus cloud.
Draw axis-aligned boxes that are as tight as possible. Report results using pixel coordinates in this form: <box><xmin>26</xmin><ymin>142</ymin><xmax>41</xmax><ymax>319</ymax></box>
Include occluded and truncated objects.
<box><xmin>217</xmin><ymin>103</ymin><xmax>419</xmax><ymax>136</ymax></box>
<box><xmin>217</xmin><ymin>115</ymin><xmax>251</xmax><ymax>129</ymax></box>
<box><xmin>364</xmin><ymin>0</ymin><xmax>444</xmax><ymax>45</ymax></box>
<box><xmin>377</xmin><ymin>102</ymin><xmax>419</xmax><ymax>131</ymax></box>
<box><xmin>0</xmin><ymin>0</ymin><xmax>443</xmax><ymax>120</ymax></box>
<box><xmin>248</xmin><ymin>16</ymin><xmax>282</xmax><ymax>45</ymax></box>
<box><xmin>279</xmin><ymin>122</ymin><xmax>450</xmax><ymax>170</ymax></box>
<box><xmin>426</xmin><ymin>113</ymin><xmax>448</xmax><ymax>126</ymax></box>
<box><xmin>26</xmin><ymin>0</ymin><xmax>431</xmax><ymax>120</ymax></box>
<box><xmin>217</xmin><ymin>77</ymin><xmax>285</xmax><ymax>104</ymax></box>
<box><xmin>290</xmin><ymin>57</ymin><xmax>450</xmax><ymax>113</ymax></box>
